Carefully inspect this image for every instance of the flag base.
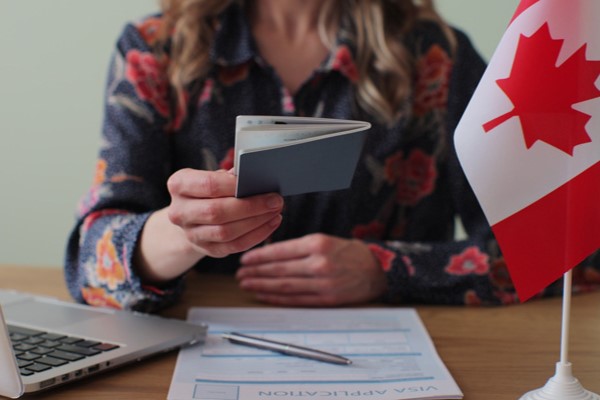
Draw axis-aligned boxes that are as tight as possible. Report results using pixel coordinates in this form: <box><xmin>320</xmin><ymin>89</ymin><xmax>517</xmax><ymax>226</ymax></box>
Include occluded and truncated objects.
<box><xmin>519</xmin><ymin>362</ymin><xmax>600</xmax><ymax>400</ymax></box>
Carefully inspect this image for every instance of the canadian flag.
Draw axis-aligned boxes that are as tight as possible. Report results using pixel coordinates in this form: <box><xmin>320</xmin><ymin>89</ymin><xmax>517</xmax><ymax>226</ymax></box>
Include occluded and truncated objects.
<box><xmin>455</xmin><ymin>0</ymin><xmax>600</xmax><ymax>301</ymax></box>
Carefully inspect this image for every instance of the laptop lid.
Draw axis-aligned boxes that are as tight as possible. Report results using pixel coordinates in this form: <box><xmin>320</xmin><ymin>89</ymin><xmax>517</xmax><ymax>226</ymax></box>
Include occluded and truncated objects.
<box><xmin>0</xmin><ymin>289</ymin><xmax>206</xmax><ymax>397</ymax></box>
<box><xmin>0</xmin><ymin>306</ymin><xmax>22</xmax><ymax>398</ymax></box>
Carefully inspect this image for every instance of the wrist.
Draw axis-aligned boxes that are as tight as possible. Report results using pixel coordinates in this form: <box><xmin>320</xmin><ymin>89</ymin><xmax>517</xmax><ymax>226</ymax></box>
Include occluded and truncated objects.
<box><xmin>366</xmin><ymin>243</ymin><xmax>396</xmax><ymax>272</ymax></box>
<box><xmin>135</xmin><ymin>208</ymin><xmax>205</xmax><ymax>283</ymax></box>
<box><xmin>355</xmin><ymin>241</ymin><xmax>389</xmax><ymax>300</ymax></box>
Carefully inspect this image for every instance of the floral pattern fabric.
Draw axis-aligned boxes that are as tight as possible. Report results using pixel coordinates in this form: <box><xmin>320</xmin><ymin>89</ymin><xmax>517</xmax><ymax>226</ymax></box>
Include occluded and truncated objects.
<box><xmin>64</xmin><ymin>4</ymin><xmax>600</xmax><ymax>312</ymax></box>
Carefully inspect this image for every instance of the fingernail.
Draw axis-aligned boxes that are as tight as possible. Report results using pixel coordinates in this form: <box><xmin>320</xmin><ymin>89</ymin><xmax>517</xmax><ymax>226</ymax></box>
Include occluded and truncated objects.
<box><xmin>267</xmin><ymin>195</ymin><xmax>283</xmax><ymax>209</ymax></box>
<box><xmin>269</xmin><ymin>214</ymin><xmax>282</xmax><ymax>227</ymax></box>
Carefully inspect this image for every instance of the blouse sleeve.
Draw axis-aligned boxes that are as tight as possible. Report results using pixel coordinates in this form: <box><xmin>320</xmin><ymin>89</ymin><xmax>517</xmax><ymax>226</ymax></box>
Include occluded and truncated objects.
<box><xmin>371</xmin><ymin>29</ymin><xmax>600</xmax><ymax>306</ymax></box>
<box><xmin>64</xmin><ymin>20</ymin><xmax>185</xmax><ymax>312</ymax></box>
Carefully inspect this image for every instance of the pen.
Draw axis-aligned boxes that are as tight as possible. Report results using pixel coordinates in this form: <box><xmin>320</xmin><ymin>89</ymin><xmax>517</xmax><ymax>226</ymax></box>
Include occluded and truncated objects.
<box><xmin>221</xmin><ymin>332</ymin><xmax>352</xmax><ymax>365</ymax></box>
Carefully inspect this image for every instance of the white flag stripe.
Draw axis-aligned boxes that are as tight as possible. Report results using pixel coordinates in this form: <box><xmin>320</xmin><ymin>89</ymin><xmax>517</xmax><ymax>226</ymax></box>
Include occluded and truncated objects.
<box><xmin>455</xmin><ymin>0</ymin><xmax>600</xmax><ymax>225</ymax></box>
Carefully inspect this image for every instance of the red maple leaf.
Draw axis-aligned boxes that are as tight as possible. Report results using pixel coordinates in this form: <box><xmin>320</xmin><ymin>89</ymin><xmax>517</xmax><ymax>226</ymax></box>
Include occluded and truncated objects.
<box><xmin>483</xmin><ymin>22</ymin><xmax>600</xmax><ymax>156</ymax></box>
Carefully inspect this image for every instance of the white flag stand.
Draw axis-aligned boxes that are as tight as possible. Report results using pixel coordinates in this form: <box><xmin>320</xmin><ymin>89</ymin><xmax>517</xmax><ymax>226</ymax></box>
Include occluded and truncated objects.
<box><xmin>519</xmin><ymin>270</ymin><xmax>600</xmax><ymax>400</ymax></box>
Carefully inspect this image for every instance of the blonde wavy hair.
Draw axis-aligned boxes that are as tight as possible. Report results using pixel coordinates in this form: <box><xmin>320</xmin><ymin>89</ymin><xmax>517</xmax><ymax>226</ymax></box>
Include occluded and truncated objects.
<box><xmin>157</xmin><ymin>0</ymin><xmax>454</xmax><ymax>126</ymax></box>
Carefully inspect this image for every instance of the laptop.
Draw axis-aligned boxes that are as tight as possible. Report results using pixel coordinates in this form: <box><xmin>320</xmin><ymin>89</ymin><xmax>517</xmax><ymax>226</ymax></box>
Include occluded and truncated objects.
<box><xmin>0</xmin><ymin>289</ymin><xmax>207</xmax><ymax>398</ymax></box>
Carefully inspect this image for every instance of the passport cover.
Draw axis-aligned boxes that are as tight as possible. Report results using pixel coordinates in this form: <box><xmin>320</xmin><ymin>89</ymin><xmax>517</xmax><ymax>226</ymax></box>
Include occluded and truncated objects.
<box><xmin>234</xmin><ymin>116</ymin><xmax>370</xmax><ymax>197</ymax></box>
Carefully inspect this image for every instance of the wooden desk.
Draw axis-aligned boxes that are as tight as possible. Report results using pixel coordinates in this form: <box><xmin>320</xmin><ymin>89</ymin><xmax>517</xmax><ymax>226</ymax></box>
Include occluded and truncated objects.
<box><xmin>1</xmin><ymin>264</ymin><xmax>599</xmax><ymax>400</ymax></box>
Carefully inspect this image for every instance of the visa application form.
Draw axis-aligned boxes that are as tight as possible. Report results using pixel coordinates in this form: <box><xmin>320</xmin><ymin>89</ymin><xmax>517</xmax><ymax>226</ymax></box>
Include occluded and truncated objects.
<box><xmin>168</xmin><ymin>308</ymin><xmax>462</xmax><ymax>400</ymax></box>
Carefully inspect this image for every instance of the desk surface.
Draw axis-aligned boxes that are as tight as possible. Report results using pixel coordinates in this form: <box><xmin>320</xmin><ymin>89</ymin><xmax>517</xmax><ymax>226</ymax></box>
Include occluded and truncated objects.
<box><xmin>1</xmin><ymin>264</ymin><xmax>599</xmax><ymax>400</ymax></box>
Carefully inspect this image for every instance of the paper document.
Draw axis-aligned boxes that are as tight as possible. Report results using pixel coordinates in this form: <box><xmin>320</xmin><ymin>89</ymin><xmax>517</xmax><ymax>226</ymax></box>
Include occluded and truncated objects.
<box><xmin>168</xmin><ymin>308</ymin><xmax>462</xmax><ymax>400</ymax></box>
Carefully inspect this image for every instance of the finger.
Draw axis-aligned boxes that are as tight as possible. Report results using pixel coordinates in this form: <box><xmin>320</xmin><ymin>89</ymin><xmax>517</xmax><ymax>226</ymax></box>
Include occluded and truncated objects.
<box><xmin>172</xmin><ymin>194</ymin><xmax>283</xmax><ymax>227</ymax></box>
<box><xmin>252</xmin><ymin>292</ymin><xmax>341</xmax><ymax>307</ymax></box>
<box><xmin>236</xmin><ymin>256</ymin><xmax>320</xmax><ymax>279</ymax></box>
<box><xmin>238</xmin><ymin>275</ymin><xmax>329</xmax><ymax>294</ymax></box>
<box><xmin>168</xmin><ymin>168</ymin><xmax>236</xmax><ymax>198</ymax></box>
<box><xmin>240</xmin><ymin>236</ymin><xmax>315</xmax><ymax>265</ymax></box>
<box><xmin>196</xmin><ymin>214</ymin><xmax>283</xmax><ymax>258</ymax></box>
<box><xmin>187</xmin><ymin>212</ymin><xmax>281</xmax><ymax>245</ymax></box>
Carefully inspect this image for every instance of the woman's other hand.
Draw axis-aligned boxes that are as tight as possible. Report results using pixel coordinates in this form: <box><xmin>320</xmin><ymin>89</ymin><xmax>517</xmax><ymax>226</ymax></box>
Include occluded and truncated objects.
<box><xmin>236</xmin><ymin>233</ymin><xmax>387</xmax><ymax>306</ymax></box>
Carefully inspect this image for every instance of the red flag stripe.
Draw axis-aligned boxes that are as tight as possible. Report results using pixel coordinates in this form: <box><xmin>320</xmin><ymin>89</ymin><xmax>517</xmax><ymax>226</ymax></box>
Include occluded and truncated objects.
<box><xmin>510</xmin><ymin>0</ymin><xmax>541</xmax><ymax>24</ymax></box>
<box><xmin>492</xmin><ymin>160</ymin><xmax>600</xmax><ymax>301</ymax></box>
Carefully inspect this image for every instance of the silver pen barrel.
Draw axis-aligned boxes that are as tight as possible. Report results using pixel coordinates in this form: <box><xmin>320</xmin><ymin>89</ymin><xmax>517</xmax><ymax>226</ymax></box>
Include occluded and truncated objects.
<box><xmin>222</xmin><ymin>332</ymin><xmax>352</xmax><ymax>365</ymax></box>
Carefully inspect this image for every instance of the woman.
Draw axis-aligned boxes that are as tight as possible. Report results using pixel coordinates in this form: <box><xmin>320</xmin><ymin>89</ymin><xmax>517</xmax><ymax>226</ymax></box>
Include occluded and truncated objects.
<box><xmin>64</xmin><ymin>0</ymin><xmax>600</xmax><ymax>311</ymax></box>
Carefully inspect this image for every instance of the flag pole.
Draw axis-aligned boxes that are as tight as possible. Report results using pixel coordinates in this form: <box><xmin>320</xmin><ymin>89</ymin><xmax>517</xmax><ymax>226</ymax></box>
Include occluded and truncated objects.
<box><xmin>519</xmin><ymin>270</ymin><xmax>600</xmax><ymax>400</ymax></box>
<box><xmin>560</xmin><ymin>269</ymin><xmax>572</xmax><ymax>366</ymax></box>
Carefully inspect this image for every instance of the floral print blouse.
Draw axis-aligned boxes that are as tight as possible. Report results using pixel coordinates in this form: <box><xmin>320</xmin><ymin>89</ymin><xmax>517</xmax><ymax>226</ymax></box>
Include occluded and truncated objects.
<box><xmin>64</xmin><ymin>4</ymin><xmax>600</xmax><ymax>312</ymax></box>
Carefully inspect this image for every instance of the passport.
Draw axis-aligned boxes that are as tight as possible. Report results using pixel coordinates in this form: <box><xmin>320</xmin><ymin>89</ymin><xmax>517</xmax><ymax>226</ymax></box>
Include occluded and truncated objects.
<box><xmin>233</xmin><ymin>116</ymin><xmax>371</xmax><ymax>198</ymax></box>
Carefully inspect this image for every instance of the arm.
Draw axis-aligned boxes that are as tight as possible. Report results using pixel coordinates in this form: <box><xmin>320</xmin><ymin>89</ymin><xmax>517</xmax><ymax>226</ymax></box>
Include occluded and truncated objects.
<box><xmin>64</xmin><ymin>21</ymin><xmax>284</xmax><ymax>312</ymax></box>
<box><xmin>64</xmin><ymin>22</ymin><xmax>183</xmax><ymax>312</ymax></box>
<box><xmin>65</xmin><ymin>19</ymin><xmax>287</xmax><ymax>312</ymax></box>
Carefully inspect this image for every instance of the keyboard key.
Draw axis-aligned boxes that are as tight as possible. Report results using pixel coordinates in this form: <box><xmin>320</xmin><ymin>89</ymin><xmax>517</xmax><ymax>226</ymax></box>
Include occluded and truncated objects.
<box><xmin>39</xmin><ymin>333</ymin><xmax>65</xmax><ymax>341</ymax></box>
<box><xmin>16</xmin><ymin>359</ymin><xmax>33</xmax><ymax>368</ymax></box>
<box><xmin>17</xmin><ymin>352</ymin><xmax>41</xmax><ymax>361</ymax></box>
<box><xmin>60</xmin><ymin>337</ymin><xmax>83</xmax><ymax>345</ymax></box>
<box><xmin>23</xmin><ymin>337</ymin><xmax>45</xmax><ymax>345</ymax></box>
<box><xmin>94</xmin><ymin>343</ymin><xmax>120</xmax><ymax>351</ymax></box>
<box><xmin>31</xmin><ymin>346</ymin><xmax>54</xmax><ymax>355</ymax></box>
<box><xmin>56</xmin><ymin>344</ymin><xmax>101</xmax><ymax>356</ymax></box>
<box><xmin>37</xmin><ymin>356</ymin><xmax>68</xmax><ymax>367</ymax></box>
<box><xmin>9</xmin><ymin>333</ymin><xmax>28</xmax><ymax>342</ymax></box>
<box><xmin>14</xmin><ymin>343</ymin><xmax>36</xmax><ymax>352</ymax></box>
<box><xmin>39</xmin><ymin>340</ymin><xmax>61</xmax><ymax>348</ymax></box>
<box><xmin>8</xmin><ymin>326</ymin><xmax>45</xmax><ymax>337</ymax></box>
<box><xmin>47</xmin><ymin>350</ymin><xmax>84</xmax><ymax>362</ymax></box>
<box><xmin>76</xmin><ymin>340</ymin><xmax>101</xmax><ymax>348</ymax></box>
<box><xmin>24</xmin><ymin>363</ymin><xmax>52</xmax><ymax>373</ymax></box>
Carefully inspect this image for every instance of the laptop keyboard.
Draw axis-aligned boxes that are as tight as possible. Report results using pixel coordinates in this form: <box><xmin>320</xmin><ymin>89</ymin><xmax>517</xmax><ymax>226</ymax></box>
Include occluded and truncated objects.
<box><xmin>8</xmin><ymin>325</ymin><xmax>120</xmax><ymax>376</ymax></box>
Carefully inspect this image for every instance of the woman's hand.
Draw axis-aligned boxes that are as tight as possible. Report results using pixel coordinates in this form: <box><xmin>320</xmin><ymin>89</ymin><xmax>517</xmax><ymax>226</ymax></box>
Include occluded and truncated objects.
<box><xmin>135</xmin><ymin>168</ymin><xmax>283</xmax><ymax>283</ymax></box>
<box><xmin>167</xmin><ymin>168</ymin><xmax>284</xmax><ymax>258</ymax></box>
<box><xmin>235</xmin><ymin>233</ymin><xmax>387</xmax><ymax>306</ymax></box>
